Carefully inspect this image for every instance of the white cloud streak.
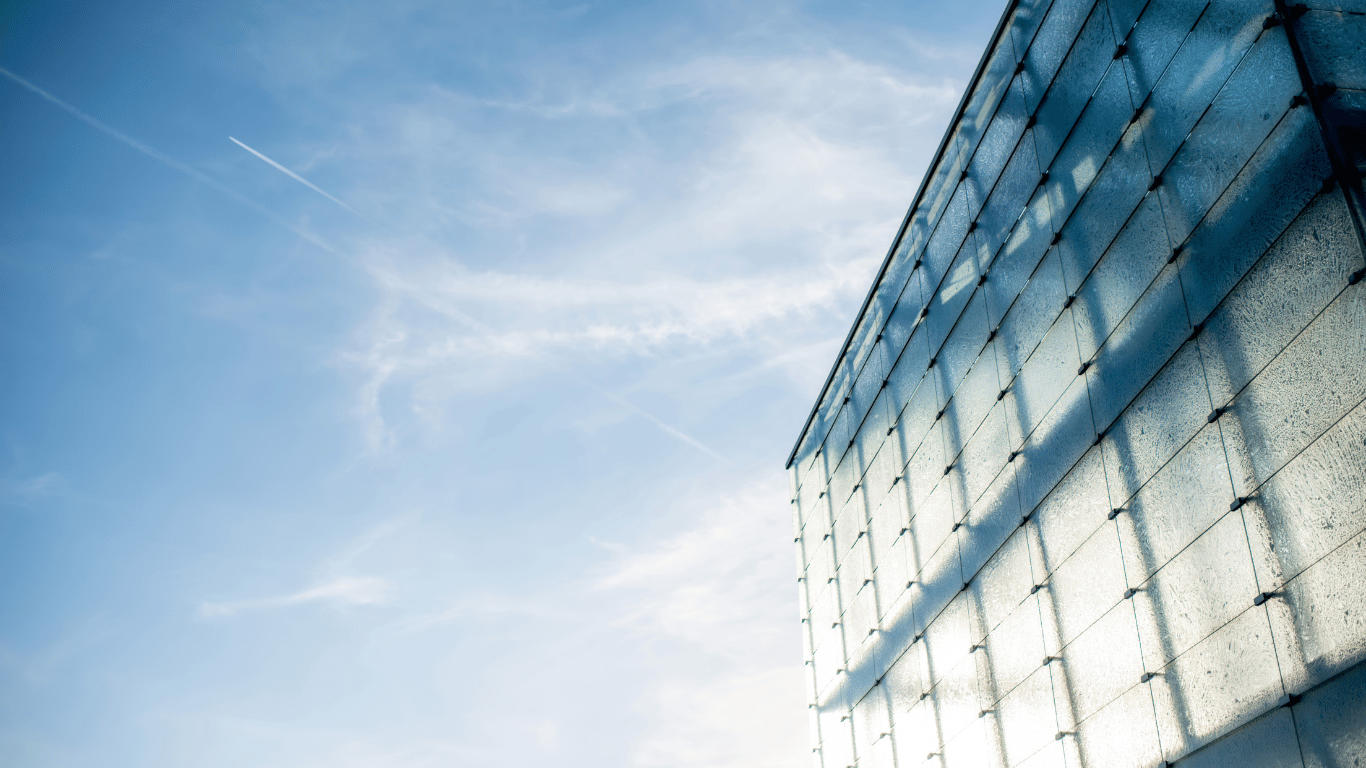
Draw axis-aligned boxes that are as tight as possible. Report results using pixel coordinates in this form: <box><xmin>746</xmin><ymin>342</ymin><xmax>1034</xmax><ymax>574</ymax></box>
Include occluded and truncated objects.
<box><xmin>0</xmin><ymin>66</ymin><xmax>340</xmax><ymax>255</ymax></box>
<box><xmin>229</xmin><ymin>135</ymin><xmax>365</xmax><ymax>218</ymax></box>
<box><xmin>198</xmin><ymin>575</ymin><xmax>392</xmax><ymax>619</ymax></box>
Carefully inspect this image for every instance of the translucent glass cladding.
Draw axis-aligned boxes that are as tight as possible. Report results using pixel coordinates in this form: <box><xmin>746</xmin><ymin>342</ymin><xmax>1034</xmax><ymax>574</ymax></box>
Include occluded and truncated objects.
<box><xmin>1225</xmin><ymin>281</ymin><xmax>1366</xmax><ymax>483</ymax></box>
<box><xmin>1242</xmin><ymin>398</ymin><xmax>1366</xmax><ymax>589</ymax></box>
<box><xmin>788</xmin><ymin>0</ymin><xmax>1366</xmax><ymax>763</ymax></box>
<box><xmin>1156</xmin><ymin>29</ymin><xmax>1301</xmax><ymax>247</ymax></box>
<box><xmin>1028</xmin><ymin>1</ymin><xmax>1118</xmax><ymax>169</ymax></box>
<box><xmin>1135</xmin><ymin>0</ymin><xmax>1270</xmax><ymax>174</ymax></box>
<box><xmin>1294</xmin><ymin>10</ymin><xmax>1366</xmax><ymax>90</ymax></box>
<box><xmin>1294</xmin><ymin>661</ymin><xmax>1366</xmax><ymax>768</ymax></box>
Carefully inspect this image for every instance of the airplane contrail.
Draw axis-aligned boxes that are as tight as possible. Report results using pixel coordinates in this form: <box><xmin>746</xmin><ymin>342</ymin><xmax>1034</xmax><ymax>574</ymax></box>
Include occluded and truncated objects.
<box><xmin>229</xmin><ymin>136</ymin><xmax>364</xmax><ymax>218</ymax></box>
<box><xmin>0</xmin><ymin>66</ymin><xmax>339</xmax><ymax>255</ymax></box>
<box><xmin>2</xmin><ymin>65</ymin><xmax>717</xmax><ymax>463</ymax></box>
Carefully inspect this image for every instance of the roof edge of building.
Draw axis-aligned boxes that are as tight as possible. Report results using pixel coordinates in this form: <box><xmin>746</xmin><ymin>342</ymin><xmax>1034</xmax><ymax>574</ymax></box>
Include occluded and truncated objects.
<box><xmin>784</xmin><ymin>0</ymin><xmax>1022</xmax><ymax>470</ymax></box>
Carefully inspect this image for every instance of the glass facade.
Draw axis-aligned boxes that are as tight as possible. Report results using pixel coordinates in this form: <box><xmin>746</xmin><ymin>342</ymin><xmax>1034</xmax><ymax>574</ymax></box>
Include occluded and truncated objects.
<box><xmin>785</xmin><ymin>1</ymin><xmax>1366</xmax><ymax>767</ymax></box>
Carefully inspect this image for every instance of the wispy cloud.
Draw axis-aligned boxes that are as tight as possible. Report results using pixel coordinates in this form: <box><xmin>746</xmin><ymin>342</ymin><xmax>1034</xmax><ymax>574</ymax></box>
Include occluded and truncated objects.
<box><xmin>0</xmin><ymin>470</ymin><xmax>61</xmax><ymax>501</ymax></box>
<box><xmin>198</xmin><ymin>575</ymin><xmax>391</xmax><ymax>619</ymax></box>
<box><xmin>198</xmin><ymin>515</ymin><xmax>412</xmax><ymax>619</ymax></box>
<box><xmin>229</xmin><ymin>136</ymin><xmax>365</xmax><ymax>218</ymax></box>
<box><xmin>594</xmin><ymin>476</ymin><xmax>808</xmax><ymax>767</ymax></box>
<box><xmin>322</xmin><ymin>47</ymin><xmax>967</xmax><ymax>463</ymax></box>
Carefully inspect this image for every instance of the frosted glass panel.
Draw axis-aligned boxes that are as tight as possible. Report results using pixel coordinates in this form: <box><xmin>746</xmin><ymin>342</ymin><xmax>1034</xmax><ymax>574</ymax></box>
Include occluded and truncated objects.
<box><xmin>788</xmin><ymin>1</ymin><xmax>1366</xmax><ymax>763</ymax></box>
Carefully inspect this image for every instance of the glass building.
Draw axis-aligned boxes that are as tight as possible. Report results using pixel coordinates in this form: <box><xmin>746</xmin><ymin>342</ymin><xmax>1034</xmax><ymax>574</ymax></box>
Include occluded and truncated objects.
<box><xmin>784</xmin><ymin>1</ymin><xmax>1366</xmax><ymax>767</ymax></box>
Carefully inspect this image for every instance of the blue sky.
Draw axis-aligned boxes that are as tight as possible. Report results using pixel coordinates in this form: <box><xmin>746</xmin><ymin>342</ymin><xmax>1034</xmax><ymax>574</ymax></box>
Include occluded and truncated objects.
<box><xmin>0</xmin><ymin>1</ymin><xmax>999</xmax><ymax>765</ymax></box>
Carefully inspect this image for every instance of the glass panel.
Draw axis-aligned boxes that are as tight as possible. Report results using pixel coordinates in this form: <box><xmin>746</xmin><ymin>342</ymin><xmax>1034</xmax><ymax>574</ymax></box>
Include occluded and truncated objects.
<box><xmin>864</xmin><ymin>429</ymin><xmax>902</xmax><ymax>510</ymax></box>
<box><xmin>910</xmin><ymin>482</ymin><xmax>956</xmax><ymax>579</ymax></box>
<box><xmin>1008</xmin><ymin>0</ymin><xmax>1056</xmax><ymax>74</ymax></box>
<box><xmin>1149</xmin><ymin>607</ymin><xmax>1284</xmax><ymax>760</ymax></box>
<box><xmin>862</xmin><ymin>733</ymin><xmax>898</xmax><ymax>768</ymax></box>
<box><xmin>977</xmin><ymin>134</ymin><xmax>1044</xmax><ymax>272</ymax></box>
<box><xmin>1197</xmin><ymin>191</ymin><xmax>1357</xmax><ymax>407</ymax></box>
<box><xmin>979</xmin><ymin>593</ymin><xmax>1047</xmax><ymax>704</ymax></box>
<box><xmin>890</xmin><ymin>695</ymin><xmax>941</xmax><ymax>767</ymax></box>
<box><xmin>970</xmin><ymin>526</ymin><xmax>1036</xmax><ymax>640</ymax></box>
<box><xmin>818</xmin><ymin>714</ymin><xmax>856</xmax><ymax>768</ymax></box>
<box><xmin>1014</xmin><ymin>371</ymin><xmax>1094</xmax><ymax>515</ymax></box>
<box><xmin>1072</xmin><ymin>194</ymin><xmax>1171</xmax><ymax>361</ymax></box>
<box><xmin>992</xmin><ymin>246</ymin><xmax>1069</xmax><ymax>378</ymax></box>
<box><xmin>905</xmin><ymin>422</ymin><xmax>948</xmax><ymax>516</ymax></box>
<box><xmin>884</xmin><ymin>639</ymin><xmax>929</xmax><ymax>717</ymax></box>
<box><xmin>927</xmin><ymin>250</ymin><xmax>983</xmax><ymax>357</ymax></box>
<box><xmin>911</xmin><ymin>535</ymin><xmax>963</xmax><ymax>638</ymax></box>
<box><xmin>1242</xmin><ymin>398</ymin><xmax>1366</xmax><ymax>590</ymax></box>
<box><xmin>1301</xmin><ymin>0</ymin><xmax>1366</xmax><ymax>9</ymax></box>
<box><xmin>840</xmin><ymin>540</ymin><xmax>873</xmax><ymax>615</ymax></box>
<box><xmin>1054</xmin><ymin>123</ymin><xmax>1150</xmax><ymax>291</ymax></box>
<box><xmin>1104</xmin><ymin>0</ymin><xmax>1145</xmax><ymax>43</ymax></box>
<box><xmin>800</xmin><ymin>491</ymin><xmax>834</xmax><ymax>541</ymax></box>
<box><xmin>1033</xmin><ymin>446</ymin><xmax>1109</xmax><ymax>574</ymax></box>
<box><xmin>888</xmin><ymin>327</ymin><xmax>933</xmax><ymax>435</ymax></box>
<box><xmin>1016</xmin><ymin>740</ymin><xmax>1069</xmax><ymax>768</ymax></box>
<box><xmin>1055</xmin><ymin>599</ymin><xmax>1143</xmax><ymax>722</ymax></box>
<box><xmin>829</xmin><ymin>448</ymin><xmax>862</xmax><ymax>513</ymax></box>
<box><xmin>1043</xmin><ymin>63</ymin><xmax>1136</xmax><ymax>229</ymax></box>
<box><xmin>1074</xmin><ymin>681</ymin><xmax>1164</xmax><ymax>768</ymax></box>
<box><xmin>1084</xmin><ymin>267</ymin><xmax>1196</xmax><ymax>432</ymax></box>
<box><xmin>936</xmin><ymin>288</ymin><xmax>991</xmax><ymax>401</ymax></box>
<box><xmin>1114</xmin><ymin>422</ymin><xmax>1236</xmax><ymax>580</ymax></box>
<box><xmin>874</xmin><ymin>589</ymin><xmax>917</xmax><ymax>681</ymax></box>
<box><xmin>1031</xmin><ymin>5</ymin><xmax>1120</xmax><ymax>169</ymax></box>
<box><xmin>1177</xmin><ymin>109</ymin><xmax>1331</xmax><ymax>324</ymax></box>
<box><xmin>853</xmin><ymin>346</ymin><xmax>889</xmax><ymax>423</ymax></box>
<box><xmin>1043</xmin><ymin>520</ymin><xmax>1127</xmax><ymax>646</ymax></box>
<box><xmin>954</xmin><ymin>402</ymin><xmax>1011</xmax><ymax>512</ymax></box>
<box><xmin>808</xmin><ymin>536</ymin><xmax>838</xmax><ymax>594</ymax></box>
<box><xmin>1130</xmin><ymin>511</ymin><xmax>1259</xmax><ymax>667</ymax></box>
<box><xmin>1121</xmin><ymin>0</ymin><xmax>1212</xmax><ymax>100</ymax></box>
<box><xmin>1292</xmin><ymin>658</ymin><xmax>1366</xmax><ymax>768</ymax></box>
<box><xmin>946</xmin><ymin>346</ymin><xmax>1004</xmax><ymax>450</ymax></box>
<box><xmin>883</xmin><ymin>269</ymin><xmax>929</xmax><ymax>360</ymax></box>
<box><xmin>931</xmin><ymin>650</ymin><xmax>985</xmax><ymax>747</ymax></box>
<box><xmin>924</xmin><ymin>593</ymin><xmax>973</xmax><ymax>682</ymax></box>
<box><xmin>814</xmin><ymin>625</ymin><xmax>848</xmax><ymax>695</ymax></box>
<box><xmin>875</xmin><ymin>531</ymin><xmax>913</xmax><ymax>618</ymax></box>
<box><xmin>971</xmin><ymin>77</ymin><xmax>1031</xmax><ymax>200</ymax></box>
<box><xmin>824</xmin><ymin>406</ymin><xmax>855</xmax><ymax>476</ymax></box>
<box><xmin>1179</xmin><ymin>707</ymin><xmax>1305</xmax><ymax>768</ymax></box>
<box><xmin>875</xmin><ymin>244</ymin><xmax>921</xmax><ymax>329</ymax></box>
<box><xmin>812</xmin><ymin>580</ymin><xmax>843</xmax><ymax>637</ymax></box>
<box><xmin>923</xmin><ymin>185</ymin><xmax>973</xmax><ymax>294</ymax></box>
<box><xmin>850</xmin><ymin>320</ymin><xmax>887</xmax><ymax>389</ymax></box>
<box><xmin>1099</xmin><ymin>343</ymin><xmax>1212</xmax><ymax>502</ymax></box>
<box><xmin>854</xmin><ymin>404</ymin><xmax>893</xmax><ymax>479</ymax></box>
<box><xmin>1157</xmin><ymin>32</ymin><xmax>1300</xmax><ymax>247</ymax></box>
<box><xmin>868</xmin><ymin>481</ymin><xmax>908</xmax><ymax>561</ymax></box>
<box><xmin>1296</xmin><ymin>10</ymin><xmax>1366</xmax><ymax>89</ymax></box>
<box><xmin>984</xmin><ymin>191</ymin><xmax>1056</xmax><ymax>333</ymax></box>
<box><xmin>941</xmin><ymin>718</ymin><xmax>993</xmax><ymax>768</ymax></box>
<box><xmin>995</xmin><ymin>664</ymin><xmax>1059</xmax><ymax>766</ymax></box>
<box><xmin>923</xmin><ymin>138</ymin><xmax>969</xmax><ymax>236</ymax></box>
<box><xmin>1139</xmin><ymin>0</ymin><xmax>1268</xmax><ymax>173</ymax></box>
<box><xmin>1225</xmin><ymin>281</ymin><xmax>1366</xmax><ymax>482</ymax></box>
<box><xmin>1270</xmin><ymin>528</ymin><xmax>1366</xmax><ymax>695</ymax></box>
<box><xmin>961</xmin><ymin>450</ymin><xmax>1023</xmax><ymax>580</ymax></box>
<box><xmin>1009</xmin><ymin>318</ymin><xmax>1084</xmax><ymax>448</ymax></box>
<box><xmin>849</xmin><ymin>580</ymin><xmax>881</xmax><ymax>652</ymax></box>
<box><xmin>1019</xmin><ymin>0</ymin><xmax>1094</xmax><ymax>113</ymax></box>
